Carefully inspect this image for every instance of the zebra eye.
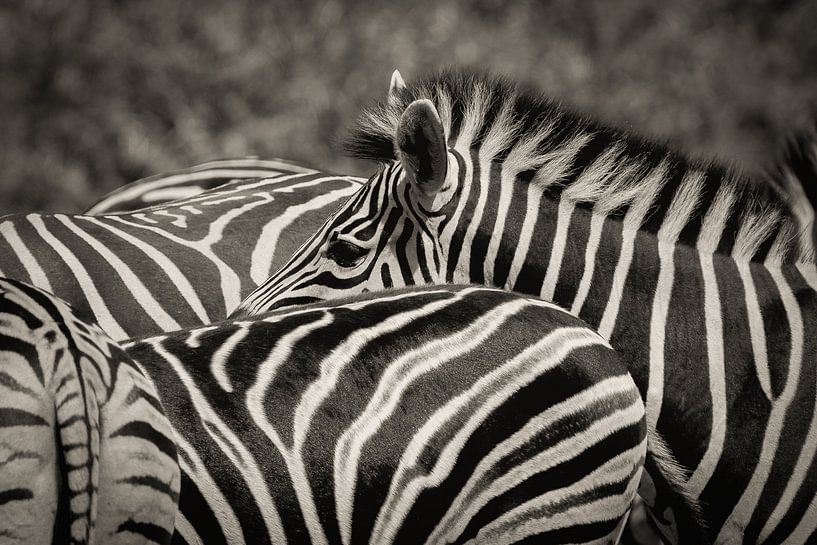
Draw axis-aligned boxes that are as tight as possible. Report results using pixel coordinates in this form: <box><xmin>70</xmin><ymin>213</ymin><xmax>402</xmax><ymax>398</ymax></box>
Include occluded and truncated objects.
<box><xmin>326</xmin><ymin>239</ymin><xmax>367</xmax><ymax>268</ymax></box>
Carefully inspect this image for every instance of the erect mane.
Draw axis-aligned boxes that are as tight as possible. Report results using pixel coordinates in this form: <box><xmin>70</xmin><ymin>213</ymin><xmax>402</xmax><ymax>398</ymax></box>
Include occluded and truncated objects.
<box><xmin>344</xmin><ymin>68</ymin><xmax>560</xmax><ymax>163</ymax></box>
<box><xmin>344</xmin><ymin>68</ymin><xmax>810</xmax><ymax>264</ymax></box>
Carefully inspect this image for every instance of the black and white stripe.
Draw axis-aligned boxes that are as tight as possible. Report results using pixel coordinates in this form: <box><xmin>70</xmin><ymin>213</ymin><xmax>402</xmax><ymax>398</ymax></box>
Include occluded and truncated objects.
<box><xmin>122</xmin><ymin>284</ymin><xmax>647</xmax><ymax>544</ymax></box>
<box><xmin>0</xmin><ymin>277</ymin><xmax>179</xmax><ymax>545</ymax></box>
<box><xmin>0</xmin><ymin>167</ymin><xmax>361</xmax><ymax>339</ymax></box>
<box><xmin>234</xmin><ymin>69</ymin><xmax>817</xmax><ymax>545</ymax></box>
<box><xmin>85</xmin><ymin>158</ymin><xmax>319</xmax><ymax>214</ymax></box>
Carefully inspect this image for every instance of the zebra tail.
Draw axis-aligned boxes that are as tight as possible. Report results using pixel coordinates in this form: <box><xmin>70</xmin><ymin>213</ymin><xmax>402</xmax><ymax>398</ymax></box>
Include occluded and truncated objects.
<box><xmin>51</xmin><ymin>330</ymin><xmax>181</xmax><ymax>545</ymax></box>
<box><xmin>644</xmin><ymin>430</ymin><xmax>708</xmax><ymax>545</ymax></box>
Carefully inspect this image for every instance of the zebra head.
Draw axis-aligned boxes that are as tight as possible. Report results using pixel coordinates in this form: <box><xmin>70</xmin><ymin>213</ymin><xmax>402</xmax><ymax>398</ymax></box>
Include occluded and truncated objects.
<box><xmin>232</xmin><ymin>67</ymin><xmax>802</xmax><ymax>319</ymax></box>
<box><xmin>233</xmin><ymin>70</ymin><xmax>471</xmax><ymax>315</ymax></box>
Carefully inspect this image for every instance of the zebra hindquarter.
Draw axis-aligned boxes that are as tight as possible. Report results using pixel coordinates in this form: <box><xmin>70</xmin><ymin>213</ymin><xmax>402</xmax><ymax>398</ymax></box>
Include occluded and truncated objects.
<box><xmin>0</xmin><ymin>277</ymin><xmax>180</xmax><ymax>545</ymax></box>
<box><xmin>127</xmin><ymin>285</ymin><xmax>647</xmax><ymax>544</ymax></box>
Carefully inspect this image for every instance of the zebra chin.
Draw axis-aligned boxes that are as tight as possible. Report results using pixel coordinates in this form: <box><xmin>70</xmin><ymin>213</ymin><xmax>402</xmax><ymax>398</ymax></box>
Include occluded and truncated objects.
<box><xmin>259</xmin><ymin>295</ymin><xmax>324</xmax><ymax>313</ymax></box>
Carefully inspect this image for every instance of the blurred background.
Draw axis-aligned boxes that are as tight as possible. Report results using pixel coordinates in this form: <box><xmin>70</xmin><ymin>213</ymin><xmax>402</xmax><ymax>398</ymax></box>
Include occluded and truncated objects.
<box><xmin>1</xmin><ymin>0</ymin><xmax>816</xmax><ymax>214</ymax></box>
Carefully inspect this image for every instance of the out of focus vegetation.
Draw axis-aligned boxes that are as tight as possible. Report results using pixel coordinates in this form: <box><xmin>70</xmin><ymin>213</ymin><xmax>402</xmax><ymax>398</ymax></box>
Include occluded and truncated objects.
<box><xmin>1</xmin><ymin>0</ymin><xmax>816</xmax><ymax>213</ymax></box>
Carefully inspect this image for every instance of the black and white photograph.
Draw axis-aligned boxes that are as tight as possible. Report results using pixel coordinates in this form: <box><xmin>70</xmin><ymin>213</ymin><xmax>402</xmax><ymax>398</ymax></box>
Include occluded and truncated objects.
<box><xmin>1</xmin><ymin>1</ymin><xmax>816</xmax><ymax>543</ymax></box>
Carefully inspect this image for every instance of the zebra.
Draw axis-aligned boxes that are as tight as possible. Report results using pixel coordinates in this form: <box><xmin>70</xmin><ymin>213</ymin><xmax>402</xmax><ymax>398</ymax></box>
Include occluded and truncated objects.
<box><xmin>85</xmin><ymin>157</ymin><xmax>319</xmax><ymax>214</ymax></box>
<box><xmin>120</xmin><ymin>283</ymin><xmax>651</xmax><ymax>544</ymax></box>
<box><xmin>0</xmin><ymin>145</ymin><xmax>800</xmax><ymax>344</ymax></box>
<box><xmin>0</xmin><ymin>277</ymin><xmax>179</xmax><ymax>544</ymax></box>
<box><xmin>0</xmin><ymin>170</ymin><xmax>361</xmax><ymax>340</ymax></box>
<box><xmin>232</xmin><ymin>69</ymin><xmax>817</xmax><ymax>545</ymax></box>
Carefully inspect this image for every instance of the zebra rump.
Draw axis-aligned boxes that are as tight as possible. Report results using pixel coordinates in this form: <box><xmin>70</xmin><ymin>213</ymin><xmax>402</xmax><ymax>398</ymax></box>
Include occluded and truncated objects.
<box><xmin>122</xmin><ymin>284</ymin><xmax>648</xmax><ymax>545</ymax></box>
<box><xmin>0</xmin><ymin>277</ymin><xmax>179</xmax><ymax>545</ymax></box>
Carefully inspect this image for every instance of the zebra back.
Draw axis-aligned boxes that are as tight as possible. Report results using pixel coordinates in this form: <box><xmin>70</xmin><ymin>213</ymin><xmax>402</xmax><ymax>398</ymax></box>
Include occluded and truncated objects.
<box><xmin>0</xmin><ymin>277</ymin><xmax>180</xmax><ymax>545</ymax></box>
<box><xmin>123</xmin><ymin>285</ymin><xmax>649</xmax><ymax>545</ymax></box>
<box><xmin>85</xmin><ymin>158</ymin><xmax>318</xmax><ymax>214</ymax></box>
<box><xmin>0</xmin><ymin>169</ymin><xmax>362</xmax><ymax>340</ymax></box>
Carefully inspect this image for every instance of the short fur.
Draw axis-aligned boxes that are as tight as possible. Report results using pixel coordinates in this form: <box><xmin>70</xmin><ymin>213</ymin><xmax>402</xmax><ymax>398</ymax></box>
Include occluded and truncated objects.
<box><xmin>126</xmin><ymin>285</ymin><xmax>649</xmax><ymax>544</ymax></box>
<box><xmin>0</xmin><ymin>278</ymin><xmax>180</xmax><ymax>544</ymax></box>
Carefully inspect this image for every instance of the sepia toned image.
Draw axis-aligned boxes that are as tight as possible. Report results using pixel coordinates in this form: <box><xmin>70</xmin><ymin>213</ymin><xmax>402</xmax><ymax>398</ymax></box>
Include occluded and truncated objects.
<box><xmin>1</xmin><ymin>1</ymin><xmax>816</xmax><ymax>544</ymax></box>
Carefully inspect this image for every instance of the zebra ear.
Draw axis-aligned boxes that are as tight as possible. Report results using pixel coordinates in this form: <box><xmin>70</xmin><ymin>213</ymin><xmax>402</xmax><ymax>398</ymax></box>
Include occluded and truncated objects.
<box><xmin>388</xmin><ymin>69</ymin><xmax>406</xmax><ymax>104</ymax></box>
<box><xmin>395</xmin><ymin>99</ymin><xmax>448</xmax><ymax>196</ymax></box>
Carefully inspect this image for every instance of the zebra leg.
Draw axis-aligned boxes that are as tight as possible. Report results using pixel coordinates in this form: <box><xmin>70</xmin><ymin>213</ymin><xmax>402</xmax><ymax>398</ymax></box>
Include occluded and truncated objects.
<box><xmin>0</xmin><ymin>278</ymin><xmax>180</xmax><ymax>544</ymax></box>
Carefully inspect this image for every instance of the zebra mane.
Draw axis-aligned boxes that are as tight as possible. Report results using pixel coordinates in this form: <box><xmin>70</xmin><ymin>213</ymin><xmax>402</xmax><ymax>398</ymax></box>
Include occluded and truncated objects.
<box><xmin>345</xmin><ymin>68</ymin><xmax>810</xmax><ymax>264</ymax></box>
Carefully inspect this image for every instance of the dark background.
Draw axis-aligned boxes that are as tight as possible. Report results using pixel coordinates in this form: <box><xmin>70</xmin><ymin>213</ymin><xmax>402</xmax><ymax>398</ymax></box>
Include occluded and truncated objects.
<box><xmin>2</xmin><ymin>0</ymin><xmax>816</xmax><ymax>214</ymax></box>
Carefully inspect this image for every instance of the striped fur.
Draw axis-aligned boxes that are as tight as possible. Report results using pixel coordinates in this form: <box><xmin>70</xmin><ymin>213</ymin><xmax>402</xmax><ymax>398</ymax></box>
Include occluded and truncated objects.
<box><xmin>234</xmin><ymin>69</ymin><xmax>817</xmax><ymax>544</ymax></box>
<box><xmin>123</xmin><ymin>284</ymin><xmax>647</xmax><ymax>544</ymax></box>
<box><xmin>0</xmin><ymin>168</ymin><xmax>361</xmax><ymax>340</ymax></box>
<box><xmin>0</xmin><ymin>278</ymin><xmax>179</xmax><ymax>544</ymax></box>
<box><xmin>85</xmin><ymin>158</ymin><xmax>317</xmax><ymax>214</ymax></box>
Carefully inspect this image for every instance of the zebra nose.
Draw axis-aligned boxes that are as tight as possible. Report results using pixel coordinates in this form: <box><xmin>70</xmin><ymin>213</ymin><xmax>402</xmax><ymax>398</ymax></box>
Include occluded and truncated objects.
<box><xmin>361</xmin><ymin>288</ymin><xmax>370</xmax><ymax>293</ymax></box>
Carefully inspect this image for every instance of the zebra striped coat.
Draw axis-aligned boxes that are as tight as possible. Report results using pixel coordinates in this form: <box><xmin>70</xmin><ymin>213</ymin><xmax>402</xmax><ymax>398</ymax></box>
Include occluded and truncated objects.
<box><xmin>85</xmin><ymin>158</ymin><xmax>318</xmax><ymax>214</ymax></box>
<box><xmin>0</xmin><ymin>167</ymin><xmax>361</xmax><ymax>340</ymax></box>
<box><xmin>0</xmin><ymin>277</ymin><xmax>179</xmax><ymax>545</ymax></box>
<box><xmin>233</xmin><ymin>69</ymin><xmax>817</xmax><ymax>545</ymax></box>
<box><xmin>122</xmin><ymin>284</ymin><xmax>648</xmax><ymax>545</ymax></box>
